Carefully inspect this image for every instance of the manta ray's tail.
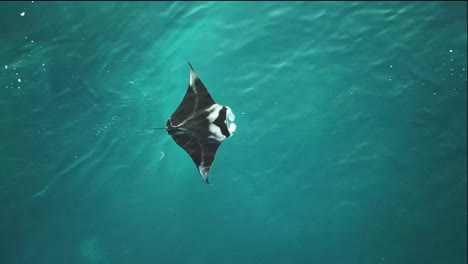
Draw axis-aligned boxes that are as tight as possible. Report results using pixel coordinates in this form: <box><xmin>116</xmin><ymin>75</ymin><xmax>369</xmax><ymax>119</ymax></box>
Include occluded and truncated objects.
<box><xmin>153</xmin><ymin>127</ymin><xmax>168</xmax><ymax>131</ymax></box>
<box><xmin>153</xmin><ymin>127</ymin><xmax>180</xmax><ymax>132</ymax></box>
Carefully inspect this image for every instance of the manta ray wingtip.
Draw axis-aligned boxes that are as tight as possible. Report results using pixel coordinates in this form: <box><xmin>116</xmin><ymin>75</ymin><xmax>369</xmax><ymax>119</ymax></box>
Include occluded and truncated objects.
<box><xmin>199</xmin><ymin>167</ymin><xmax>211</xmax><ymax>185</ymax></box>
<box><xmin>188</xmin><ymin>61</ymin><xmax>194</xmax><ymax>70</ymax></box>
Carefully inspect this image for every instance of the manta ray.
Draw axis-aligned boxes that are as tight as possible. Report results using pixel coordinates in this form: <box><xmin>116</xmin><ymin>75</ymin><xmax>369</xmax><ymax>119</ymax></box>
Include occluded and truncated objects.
<box><xmin>164</xmin><ymin>62</ymin><xmax>236</xmax><ymax>184</ymax></box>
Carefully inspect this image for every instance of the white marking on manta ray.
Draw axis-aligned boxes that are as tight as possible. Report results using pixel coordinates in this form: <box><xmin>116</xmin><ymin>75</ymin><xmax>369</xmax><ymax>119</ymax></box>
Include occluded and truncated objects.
<box><xmin>229</xmin><ymin>123</ymin><xmax>237</xmax><ymax>134</ymax></box>
<box><xmin>225</xmin><ymin>106</ymin><xmax>237</xmax><ymax>135</ymax></box>
<box><xmin>198</xmin><ymin>165</ymin><xmax>209</xmax><ymax>183</ymax></box>
<box><xmin>206</xmin><ymin>104</ymin><xmax>222</xmax><ymax>122</ymax></box>
<box><xmin>175</xmin><ymin>103</ymin><xmax>222</xmax><ymax>128</ymax></box>
<box><xmin>191</xmin><ymin>73</ymin><xmax>199</xmax><ymax>117</ymax></box>
<box><xmin>226</xmin><ymin>106</ymin><xmax>235</xmax><ymax>121</ymax></box>
<box><xmin>208</xmin><ymin>123</ymin><xmax>226</xmax><ymax>141</ymax></box>
<box><xmin>189</xmin><ymin>67</ymin><xmax>197</xmax><ymax>87</ymax></box>
<box><xmin>196</xmin><ymin>142</ymin><xmax>210</xmax><ymax>183</ymax></box>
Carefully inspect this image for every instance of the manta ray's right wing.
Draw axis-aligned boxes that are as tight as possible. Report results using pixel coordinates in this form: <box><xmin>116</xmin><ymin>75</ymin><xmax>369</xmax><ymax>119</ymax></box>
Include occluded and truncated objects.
<box><xmin>168</xmin><ymin>62</ymin><xmax>216</xmax><ymax>127</ymax></box>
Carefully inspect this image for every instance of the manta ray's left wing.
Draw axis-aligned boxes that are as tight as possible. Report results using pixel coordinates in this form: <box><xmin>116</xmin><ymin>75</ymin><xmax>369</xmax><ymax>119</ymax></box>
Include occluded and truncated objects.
<box><xmin>167</xmin><ymin>129</ymin><xmax>220</xmax><ymax>184</ymax></box>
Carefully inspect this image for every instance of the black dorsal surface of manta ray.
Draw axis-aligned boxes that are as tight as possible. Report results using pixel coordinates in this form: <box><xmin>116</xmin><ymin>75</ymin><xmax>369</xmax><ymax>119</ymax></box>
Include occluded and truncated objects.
<box><xmin>165</xmin><ymin>62</ymin><xmax>236</xmax><ymax>184</ymax></box>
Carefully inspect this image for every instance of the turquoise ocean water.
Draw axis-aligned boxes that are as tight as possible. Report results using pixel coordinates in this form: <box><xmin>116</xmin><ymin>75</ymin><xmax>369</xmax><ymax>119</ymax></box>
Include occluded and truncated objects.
<box><xmin>1</xmin><ymin>1</ymin><xmax>467</xmax><ymax>264</ymax></box>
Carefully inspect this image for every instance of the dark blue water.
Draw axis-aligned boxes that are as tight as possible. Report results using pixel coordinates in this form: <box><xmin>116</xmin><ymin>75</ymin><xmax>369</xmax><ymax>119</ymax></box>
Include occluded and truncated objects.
<box><xmin>1</xmin><ymin>2</ymin><xmax>466</xmax><ymax>264</ymax></box>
